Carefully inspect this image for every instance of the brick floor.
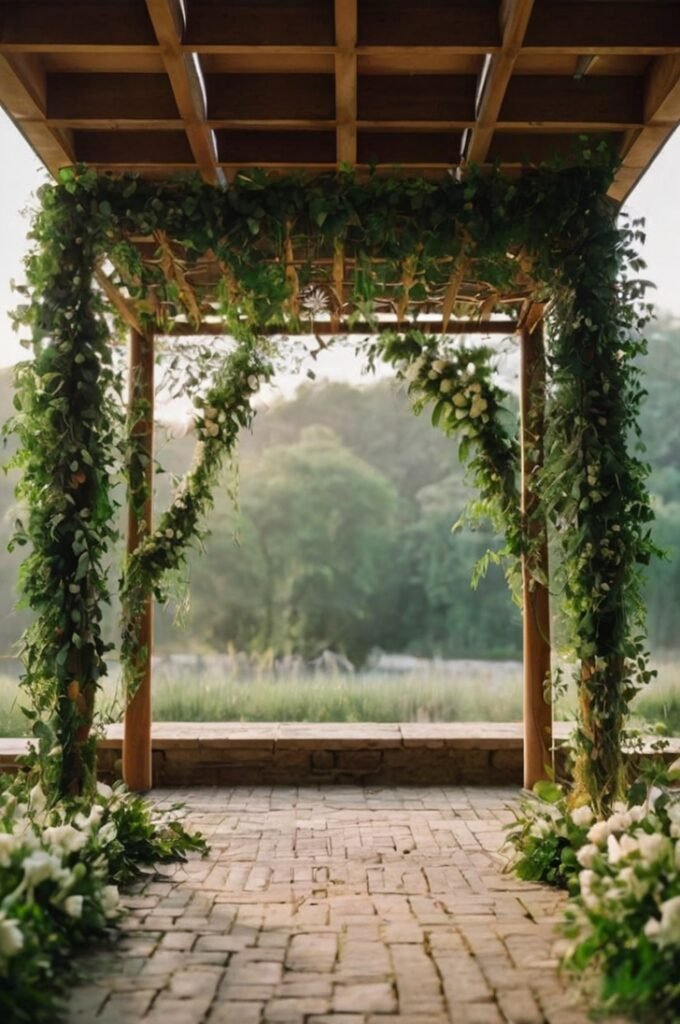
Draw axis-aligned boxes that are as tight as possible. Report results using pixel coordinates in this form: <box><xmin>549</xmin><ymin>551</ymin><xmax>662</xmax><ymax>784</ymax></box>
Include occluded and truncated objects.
<box><xmin>67</xmin><ymin>787</ymin><xmax>606</xmax><ymax>1024</ymax></box>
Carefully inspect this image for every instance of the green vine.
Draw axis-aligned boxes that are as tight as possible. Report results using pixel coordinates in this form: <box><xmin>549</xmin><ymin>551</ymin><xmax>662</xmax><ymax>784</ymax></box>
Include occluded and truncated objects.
<box><xmin>9</xmin><ymin>147</ymin><xmax>655</xmax><ymax>811</ymax></box>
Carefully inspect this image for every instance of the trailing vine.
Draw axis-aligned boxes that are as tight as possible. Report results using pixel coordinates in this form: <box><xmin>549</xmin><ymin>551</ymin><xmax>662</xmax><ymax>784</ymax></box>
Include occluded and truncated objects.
<box><xmin>9</xmin><ymin>147</ymin><xmax>655</xmax><ymax>811</ymax></box>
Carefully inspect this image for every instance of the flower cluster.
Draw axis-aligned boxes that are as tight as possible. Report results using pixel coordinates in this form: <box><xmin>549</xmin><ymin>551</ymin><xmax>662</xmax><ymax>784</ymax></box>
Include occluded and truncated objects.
<box><xmin>507</xmin><ymin>760</ymin><xmax>680</xmax><ymax>1022</ymax></box>
<box><xmin>0</xmin><ymin>775</ymin><xmax>206</xmax><ymax>1020</ymax></box>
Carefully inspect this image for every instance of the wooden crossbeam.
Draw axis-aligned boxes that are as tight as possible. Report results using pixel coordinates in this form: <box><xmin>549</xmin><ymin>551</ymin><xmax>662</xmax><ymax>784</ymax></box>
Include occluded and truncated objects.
<box><xmin>334</xmin><ymin>0</ymin><xmax>357</xmax><ymax>165</ymax></box>
<box><xmin>145</xmin><ymin>0</ymin><xmax>223</xmax><ymax>185</ymax></box>
<box><xmin>465</xmin><ymin>0</ymin><xmax>536</xmax><ymax>166</ymax></box>
<box><xmin>0</xmin><ymin>51</ymin><xmax>74</xmax><ymax>175</ymax></box>
<box><xmin>610</xmin><ymin>54</ymin><xmax>680</xmax><ymax>202</ymax></box>
<box><xmin>164</xmin><ymin>319</ymin><xmax>519</xmax><ymax>337</ymax></box>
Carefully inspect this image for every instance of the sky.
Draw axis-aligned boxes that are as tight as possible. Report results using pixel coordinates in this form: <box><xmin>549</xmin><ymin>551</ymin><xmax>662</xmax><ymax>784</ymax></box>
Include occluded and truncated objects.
<box><xmin>1</xmin><ymin>110</ymin><xmax>679</xmax><ymax>384</ymax></box>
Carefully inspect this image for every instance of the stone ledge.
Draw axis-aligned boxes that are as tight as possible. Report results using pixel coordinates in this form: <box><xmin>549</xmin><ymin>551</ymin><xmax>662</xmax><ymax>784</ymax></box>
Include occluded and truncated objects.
<box><xmin>1</xmin><ymin>723</ymin><xmax>677</xmax><ymax>787</ymax></box>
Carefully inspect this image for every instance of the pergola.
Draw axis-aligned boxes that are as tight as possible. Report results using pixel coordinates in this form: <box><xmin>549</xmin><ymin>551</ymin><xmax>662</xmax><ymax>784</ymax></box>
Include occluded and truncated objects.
<box><xmin>1</xmin><ymin>0</ymin><xmax>680</xmax><ymax>796</ymax></box>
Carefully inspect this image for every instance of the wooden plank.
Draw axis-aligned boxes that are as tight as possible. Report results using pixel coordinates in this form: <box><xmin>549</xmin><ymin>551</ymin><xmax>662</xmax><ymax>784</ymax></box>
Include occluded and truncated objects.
<box><xmin>186</xmin><ymin>2</ymin><xmax>335</xmax><ymax>47</ymax></box>
<box><xmin>208</xmin><ymin>73</ymin><xmax>335</xmax><ymax>120</ymax></box>
<box><xmin>0</xmin><ymin>1</ymin><xmax>158</xmax><ymax>51</ymax></box>
<box><xmin>524</xmin><ymin>2</ymin><xmax>680</xmax><ymax>53</ymax></box>
<box><xmin>47</xmin><ymin>72</ymin><xmax>179</xmax><ymax>123</ymax></box>
<box><xmin>75</xmin><ymin>129</ymin><xmax>194</xmax><ymax>165</ymax></box>
<box><xmin>358</xmin><ymin>75</ymin><xmax>476</xmax><ymax>122</ymax></box>
<box><xmin>609</xmin><ymin>124</ymin><xmax>677</xmax><ymax>201</ymax></box>
<box><xmin>357</xmin><ymin>130</ymin><xmax>464</xmax><ymax>164</ymax></box>
<box><xmin>520</xmin><ymin>318</ymin><xmax>552</xmax><ymax>788</ymax></box>
<box><xmin>488</xmin><ymin>130</ymin><xmax>622</xmax><ymax>165</ymax></box>
<box><xmin>335</xmin><ymin>0</ymin><xmax>357</xmax><ymax>165</ymax></box>
<box><xmin>358</xmin><ymin>1</ymin><xmax>500</xmax><ymax>49</ymax></box>
<box><xmin>145</xmin><ymin>0</ymin><xmax>223</xmax><ymax>184</ymax></box>
<box><xmin>122</xmin><ymin>328</ymin><xmax>155</xmax><ymax>793</ymax></box>
<box><xmin>215</xmin><ymin>128</ymin><xmax>337</xmax><ymax>164</ymax></box>
<box><xmin>645</xmin><ymin>54</ymin><xmax>680</xmax><ymax>123</ymax></box>
<box><xmin>466</xmin><ymin>0</ymin><xmax>535</xmax><ymax>165</ymax></box>
<box><xmin>0</xmin><ymin>52</ymin><xmax>74</xmax><ymax>174</ymax></box>
<box><xmin>500</xmin><ymin>75</ymin><xmax>643</xmax><ymax>127</ymax></box>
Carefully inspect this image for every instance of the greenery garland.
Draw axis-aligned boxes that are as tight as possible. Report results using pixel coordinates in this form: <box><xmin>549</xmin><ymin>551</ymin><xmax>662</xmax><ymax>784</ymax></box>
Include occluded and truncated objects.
<box><xmin>9</xmin><ymin>149</ymin><xmax>655</xmax><ymax>812</ymax></box>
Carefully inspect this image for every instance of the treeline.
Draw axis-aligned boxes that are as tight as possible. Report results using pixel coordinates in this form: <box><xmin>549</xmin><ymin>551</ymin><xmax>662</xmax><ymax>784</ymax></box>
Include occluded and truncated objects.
<box><xmin>1</xmin><ymin>314</ymin><xmax>680</xmax><ymax>664</ymax></box>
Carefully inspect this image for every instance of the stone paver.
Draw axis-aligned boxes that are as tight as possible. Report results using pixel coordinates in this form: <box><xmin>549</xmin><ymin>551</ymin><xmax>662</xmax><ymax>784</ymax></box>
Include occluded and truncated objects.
<box><xmin>67</xmin><ymin>787</ymin><xmax>602</xmax><ymax>1024</ymax></box>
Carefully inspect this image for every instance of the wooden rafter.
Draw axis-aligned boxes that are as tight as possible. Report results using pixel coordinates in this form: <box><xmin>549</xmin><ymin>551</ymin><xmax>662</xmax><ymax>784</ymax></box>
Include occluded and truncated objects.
<box><xmin>0</xmin><ymin>51</ymin><xmax>74</xmax><ymax>174</ymax></box>
<box><xmin>334</xmin><ymin>0</ymin><xmax>357</xmax><ymax>165</ymax></box>
<box><xmin>465</xmin><ymin>0</ymin><xmax>535</xmax><ymax>166</ymax></box>
<box><xmin>144</xmin><ymin>0</ymin><xmax>223</xmax><ymax>185</ymax></box>
<box><xmin>95</xmin><ymin>267</ymin><xmax>144</xmax><ymax>336</ymax></box>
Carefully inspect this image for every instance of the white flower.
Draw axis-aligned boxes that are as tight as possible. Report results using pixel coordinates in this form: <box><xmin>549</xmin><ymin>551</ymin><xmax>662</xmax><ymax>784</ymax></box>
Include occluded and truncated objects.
<box><xmin>637</xmin><ymin>832</ymin><xmax>669</xmax><ymax>865</ymax></box>
<box><xmin>606</xmin><ymin>834</ymin><xmax>624</xmax><ymax>865</ymax></box>
<box><xmin>165</xmin><ymin>528</ymin><xmax>175</xmax><ymax>539</ymax></box>
<box><xmin>64</xmin><ymin>895</ymin><xmax>84</xmax><ymax>919</ymax></box>
<box><xmin>97</xmin><ymin>822</ymin><xmax>117</xmax><ymax>845</ymax></box>
<box><xmin>576</xmin><ymin>843</ymin><xmax>599</xmax><ymax>868</ymax></box>
<box><xmin>404</xmin><ymin>357</ymin><xmax>424</xmax><ymax>382</ymax></box>
<box><xmin>644</xmin><ymin>916</ymin><xmax>661</xmax><ymax>940</ymax></box>
<box><xmin>469</xmin><ymin>396</ymin><xmax>488</xmax><ymax>419</ymax></box>
<box><xmin>628</xmin><ymin>803</ymin><xmax>648</xmax><ymax>824</ymax></box>
<box><xmin>204</xmin><ymin>420</ymin><xmax>220</xmax><ymax>438</ymax></box>
<box><xmin>655</xmin><ymin>895</ymin><xmax>680</xmax><ymax>947</ymax></box>
<box><xmin>203</xmin><ymin>405</ymin><xmax>218</xmax><ymax>420</ymax></box>
<box><xmin>531</xmin><ymin>817</ymin><xmax>552</xmax><ymax>838</ymax></box>
<box><xmin>29</xmin><ymin>784</ymin><xmax>47</xmax><ymax>815</ymax></box>
<box><xmin>74</xmin><ymin>805</ymin><xmax>104</xmax><ymax>832</ymax></box>
<box><xmin>452</xmin><ymin>392</ymin><xmax>468</xmax><ymax>408</ymax></box>
<box><xmin>96</xmin><ymin>782</ymin><xmax>113</xmax><ymax>800</ymax></box>
<box><xmin>454</xmin><ymin>408</ymin><xmax>467</xmax><ymax>420</ymax></box>
<box><xmin>439</xmin><ymin>378</ymin><xmax>454</xmax><ymax>394</ymax></box>
<box><xmin>101</xmin><ymin>885</ymin><xmax>120</xmax><ymax>918</ymax></box>
<box><xmin>606</xmin><ymin>811</ymin><xmax>631</xmax><ymax>832</ymax></box>
<box><xmin>571</xmin><ymin>805</ymin><xmax>594</xmax><ymax>828</ymax></box>
<box><xmin>587</xmin><ymin>820</ymin><xmax>610</xmax><ymax>846</ymax></box>
<box><xmin>22</xmin><ymin>850</ymin><xmax>65</xmax><ymax>889</ymax></box>
<box><xmin>431</xmin><ymin>359</ymin><xmax>447</xmax><ymax>374</ymax></box>
<box><xmin>0</xmin><ymin>832</ymin><xmax>18</xmax><ymax>867</ymax></box>
<box><xmin>469</xmin><ymin>382</ymin><xmax>482</xmax><ymax>394</ymax></box>
<box><xmin>43</xmin><ymin>824</ymin><xmax>87</xmax><ymax>855</ymax></box>
<box><xmin>466</xmin><ymin>362</ymin><xmax>476</xmax><ymax>375</ymax></box>
<box><xmin>0</xmin><ymin>914</ymin><xmax>23</xmax><ymax>958</ymax></box>
<box><xmin>247</xmin><ymin>375</ymin><xmax>259</xmax><ymax>391</ymax></box>
<box><xmin>619</xmin><ymin>833</ymin><xmax>640</xmax><ymax>858</ymax></box>
<box><xmin>427</xmin><ymin>369</ymin><xmax>438</xmax><ymax>380</ymax></box>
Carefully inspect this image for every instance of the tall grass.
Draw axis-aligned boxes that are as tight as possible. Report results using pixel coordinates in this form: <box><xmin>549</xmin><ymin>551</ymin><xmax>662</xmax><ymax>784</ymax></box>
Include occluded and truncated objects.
<box><xmin>1</xmin><ymin>659</ymin><xmax>679</xmax><ymax>738</ymax></box>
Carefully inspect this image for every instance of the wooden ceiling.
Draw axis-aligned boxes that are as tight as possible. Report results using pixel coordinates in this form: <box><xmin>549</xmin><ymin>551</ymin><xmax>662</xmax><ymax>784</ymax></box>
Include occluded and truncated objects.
<box><xmin>1</xmin><ymin>0</ymin><xmax>679</xmax><ymax>202</ymax></box>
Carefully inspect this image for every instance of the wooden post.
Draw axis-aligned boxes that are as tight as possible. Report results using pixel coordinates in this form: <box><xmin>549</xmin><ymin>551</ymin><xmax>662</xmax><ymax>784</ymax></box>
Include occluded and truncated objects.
<box><xmin>520</xmin><ymin>317</ymin><xmax>553</xmax><ymax>788</ymax></box>
<box><xmin>123</xmin><ymin>328</ymin><xmax>154</xmax><ymax>791</ymax></box>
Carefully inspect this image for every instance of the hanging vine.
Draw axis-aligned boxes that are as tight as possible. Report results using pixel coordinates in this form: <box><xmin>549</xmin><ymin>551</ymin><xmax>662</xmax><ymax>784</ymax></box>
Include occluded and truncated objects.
<box><xmin>9</xmin><ymin>147</ymin><xmax>655</xmax><ymax>810</ymax></box>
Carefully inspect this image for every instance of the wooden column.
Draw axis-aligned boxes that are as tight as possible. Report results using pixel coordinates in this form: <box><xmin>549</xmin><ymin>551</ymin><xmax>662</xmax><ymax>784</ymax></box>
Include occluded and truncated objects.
<box><xmin>123</xmin><ymin>328</ymin><xmax>154</xmax><ymax>791</ymax></box>
<box><xmin>520</xmin><ymin>318</ymin><xmax>553</xmax><ymax>788</ymax></box>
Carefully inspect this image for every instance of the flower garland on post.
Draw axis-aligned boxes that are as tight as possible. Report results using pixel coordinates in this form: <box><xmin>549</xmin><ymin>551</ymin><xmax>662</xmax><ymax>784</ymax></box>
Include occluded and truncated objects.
<box><xmin>10</xmin><ymin>185</ymin><xmax>121</xmax><ymax>800</ymax></box>
<box><xmin>378</xmin><ymin>330</ymin><xmax>521</xmax><ymax>579</ymax></box>
<box><xmin>120</xmin><ymin>338</ymin><xmax>273</xmax><ymax>700</ymax></box>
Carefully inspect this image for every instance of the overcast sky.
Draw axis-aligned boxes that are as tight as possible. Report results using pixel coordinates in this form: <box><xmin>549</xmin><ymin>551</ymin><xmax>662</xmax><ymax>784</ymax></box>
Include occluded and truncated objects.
<box><xmin>1</xmin><ymin>110</ymin><xmax>678</xmax><ymax>380</ymax></box>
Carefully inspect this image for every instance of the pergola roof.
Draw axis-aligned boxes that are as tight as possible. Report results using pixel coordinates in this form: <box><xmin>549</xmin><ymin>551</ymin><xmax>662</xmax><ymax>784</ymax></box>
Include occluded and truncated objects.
<box><xmin>1</xmin><ymin>1</ymin><xmax>679</xmax><ymax>202</ymax></box>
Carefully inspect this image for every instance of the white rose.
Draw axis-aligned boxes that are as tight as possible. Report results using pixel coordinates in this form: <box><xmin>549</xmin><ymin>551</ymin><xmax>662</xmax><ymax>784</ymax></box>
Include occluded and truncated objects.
<box><xmin>606</xmin><ymin>811</ymin><xmax>631</xmax><ymax>832</ymax></box>
<box><xmin>454</xmin><ymin>408</ymin><xmax>467</xmax><ymax>420</ymax></box>
<box><xmin>587</xmin><ymin>820</ymin><xmax>610</xmax><ymax>845</ymax></box>
<box><xmin>644</xmin><ymin>917</ymin><xmax>661</xmax><ymax>941</ymax></box>
<box><xmin>247</xmin><ymin>375</ymin><xmax>259</xmax><ymax>391</ymax></box>
<box><xmin>431</xmin><ymin>359</ymin><xmax>447</xmax><ymax>374</ymax></box>
<box><xmin>469</xmin><ymin>396</ymin><xmax>488</xmax><ymax>419</ymax></box>
<box><xmin>637</xmin><ymin>832</ymin><xmax>669</xmax><ymax>865</ymax></box>
<box><xmin>43</xmin><ymin>824</ymin><xmax>87</xmax><ymax>855</ymax></box>
<box><xmin>64</xmin><ymin>895</ymin><xmax>84</xmax><ymax>919</ymax></box>
<box><xmin>165</xmin><ymin>528</ymin><xmax>174</xmax><ymax>539</ymax></box>
<box><xmin>452</xmin><ymin>392</ymin><xmax>468</xmax><ymax>407</ymax></box>
<box><xmin>0</xmin><ymin>915</ymin><xmax>24</xmax><ymax>958</ymax></box>
<box><xmin>619</xmin><ymin>833</ymin><xmax>640</xmax><ymax>858</ymax></box>
<box><xmin>203</xmin><ymin>406</ymin><xmax>218</xmax><ymax>420</ymax></box>
<box><xmin>0</xmin><ymin>832</ymin><xmax>18</xmax><ymax>868</ymax></box>
<box><xmin>22</xmin><ymin>850</ymin><xmax>65</xmax><ymax>888</ymax></box>
<box><xmin>657</xmin><ymin>895</ymin><xmax>680</xmax><ymax>947</ymax></box>
<box><xmin>466</xmin><ymin>362</ymin><xmax>476</xmax><ymax>375</ymax></box>
<box><xmin>571</xmin><ymin>805</ymin><xmax>594</xmax><ymax>828</ymax></box>
<box><xmin>204</xmin><ymin>421</ymin><xmax>220</xmax><ymax>438</ymax></box>
<box><xmin>469</xmin><ymin>382</ymin><xmax>482</xmax><ymax>394</ymax></box>
<box><xmin>101</xmin><ymin>884</ymin><xmax>120</xmax><ymax>918</ymax></box>
<box><xmin>439</xmin><ymin>378</ymin><xmax>454</xmax><ymax>394</ymax></box>
<box><xmin>606</xmin><ymin>834</ymin><xmax>623</xmax><ymax>864</ymax></box>
<box><xmin>628</xmin><ymin>803</ymin><xmax>648</xmax><ymax>824</ymax></box>
<box><xmin>576</xmin><ymin>843</ymin><xmax>598</xmax><ymax>868</ymax></box>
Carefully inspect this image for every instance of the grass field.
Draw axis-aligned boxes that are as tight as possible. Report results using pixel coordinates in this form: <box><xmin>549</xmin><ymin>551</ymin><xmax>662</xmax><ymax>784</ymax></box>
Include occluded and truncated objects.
<box><xmin>1</xmin><ymin>658</ymin><xmax>679</xmax><ymax>737</ymax></box>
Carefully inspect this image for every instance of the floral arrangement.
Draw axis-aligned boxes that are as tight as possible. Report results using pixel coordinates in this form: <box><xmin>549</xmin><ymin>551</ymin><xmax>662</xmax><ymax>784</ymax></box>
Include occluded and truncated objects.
<box><xmin>0</xmin><ymin>774</ymin><xmax>206</xmax><ymax>1022</ymax></box>
<box><xmin>506</xmin><ymin>759</ymin><xmax>680</xmax><ymax>1021</ymax></box>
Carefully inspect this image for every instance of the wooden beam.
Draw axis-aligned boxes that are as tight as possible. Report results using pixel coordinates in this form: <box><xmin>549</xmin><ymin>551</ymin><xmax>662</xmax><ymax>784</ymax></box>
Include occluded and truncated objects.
<box><xmin>334</xmin><ymin>0</ymin><xmax>357</xmax><ymax>165</ymax></box>
<box><xmin>465</xmin><ymin>0</ymin><xmax>535</xmax><ymax>166</ymax></box>
<box><xmin>145</xmin><ymin>0</ymin><xmax>223</xmax><ymax>184</ymax></box>
<box><xmin>0</xmin><ymin>2</ymin><xmax>158</xmax><ymax>51</ymax></box>
<box><xmin>0</xmin><ymin>52</ymin><xmax>74</xmax><ymax>175</ymax></box>
<box><xmin>609</xmin><ymin>55</ymin><xmax>680</xmax><ymax>202</ymax></box>
<box><xmin>95</xmin><ymin>268</ymin><xmax>144</xmax><ymax>336</ymax></box>
<box><xmin>523</xmin><ymin>2</ymin><xmax>680</xmax><ymax>54</ymax></box>
<box><xmin>520</xmin><ymin>316</ymin><xmax>552</xmax><ymax>789</ymax></box>
<box><xmin>164</xmin><ymin>318</ymin><xmax>519</xmax><ymax>337</ymax></box>
<box><xmin>499</xmin><ymin>76</ymin><xmax>643</xmax><ymax>129</ymax></box>
<box><xmin>123</xmin><ymin>328</ymin><xmax>155</xmax><ymax>793</ymax></box>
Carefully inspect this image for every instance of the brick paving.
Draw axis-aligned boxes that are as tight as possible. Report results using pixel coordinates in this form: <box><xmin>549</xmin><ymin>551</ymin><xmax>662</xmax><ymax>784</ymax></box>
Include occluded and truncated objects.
<box><xmin>68</xmin><ymin>787</ymin><xmax>601</xmax><ymax>1024</ymax></box>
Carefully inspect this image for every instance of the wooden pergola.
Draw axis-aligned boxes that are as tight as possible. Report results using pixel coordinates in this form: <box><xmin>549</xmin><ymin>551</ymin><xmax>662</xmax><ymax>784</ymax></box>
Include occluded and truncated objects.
<box><xmin>1</xmin><ymin>0</ymin><xmax>679</xmax><ymax>792</ymax></box>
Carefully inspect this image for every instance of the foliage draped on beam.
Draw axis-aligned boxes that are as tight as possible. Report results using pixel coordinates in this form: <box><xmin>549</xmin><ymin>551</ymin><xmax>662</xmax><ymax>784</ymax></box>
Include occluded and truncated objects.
<box><xmin>9</xmin><ymin>150</ymin><xmax>655</xmax><ymax>811</ymax></box>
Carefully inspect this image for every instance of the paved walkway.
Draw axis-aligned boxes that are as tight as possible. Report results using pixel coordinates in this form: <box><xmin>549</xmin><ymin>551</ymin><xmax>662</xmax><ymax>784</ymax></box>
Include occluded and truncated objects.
<box><xmin>68</xmin><ymin>787</ymin><xmax>597</xmax><ymax>1024</ymax></box>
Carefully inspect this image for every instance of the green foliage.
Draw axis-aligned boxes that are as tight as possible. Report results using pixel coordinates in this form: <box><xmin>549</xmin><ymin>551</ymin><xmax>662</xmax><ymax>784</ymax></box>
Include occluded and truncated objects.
<box><xmin>0</xmin><ymin>775</ymin><xmax>206</xmax><ymax>1022</ymax></box>
<box><xmin>9</xmin><ymin>150</ymin><xmax>655</xmax><ymax>809</ymax></box>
